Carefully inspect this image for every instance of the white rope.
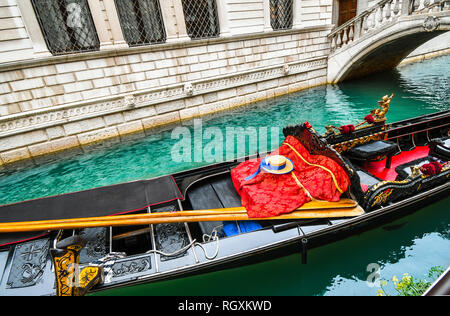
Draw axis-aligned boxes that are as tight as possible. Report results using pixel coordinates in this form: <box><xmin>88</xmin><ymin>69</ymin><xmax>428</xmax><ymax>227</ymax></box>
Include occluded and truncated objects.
<box><xmin>145</xmin><ymin>241</ymin><xmax>196</xmax><ymax>257</ymax></box>
<box><xmin>144</xmin><ymin>227</ymin><xmax>221</xmax><ymax>260</ymax></box>
<box><xmin>196</xmin><ymin>228</ymin><xmax>220</xmax><ymax>260</ymax></box>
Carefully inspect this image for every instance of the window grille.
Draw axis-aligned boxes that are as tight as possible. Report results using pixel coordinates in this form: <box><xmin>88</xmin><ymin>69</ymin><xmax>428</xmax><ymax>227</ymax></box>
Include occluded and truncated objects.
<box><xmin>270</xmin><ymin>0</ymin><xmax>294</xmax><ymax>30</ymax></box>
<box><xmin>114</xmin><ymin>0</ymin><xmax>166</xmax><ymax>46</ymax></box>
<box><xmin>181</xmin><ymin>0</ymin><xmax>220</xmax><ymax>39</ymax></box>
<box><xmin>31</xmin><ymin>0</ymin><xmax>100</xmax><ymax>55</ymax></box>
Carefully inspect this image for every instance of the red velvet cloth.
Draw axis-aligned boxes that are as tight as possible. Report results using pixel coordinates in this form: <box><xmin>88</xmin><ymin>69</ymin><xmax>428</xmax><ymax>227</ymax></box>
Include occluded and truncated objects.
<box><xmin>231</xmin><ymin>136</ymin><xmax>351</xmax><ymax>218</ymax></box>
<box><xmin>420</xmin><ymin>161</ymin><xmax>443</xmax><ymax>175</ymax></box>
<box><xmin>340</xmin><ymin>124</ymin><xmax>355</xmax><ymax>135</ymax></box>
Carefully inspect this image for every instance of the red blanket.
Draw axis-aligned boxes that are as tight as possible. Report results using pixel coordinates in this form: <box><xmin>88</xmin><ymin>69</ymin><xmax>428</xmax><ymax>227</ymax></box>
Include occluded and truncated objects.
<box><xmin>231</xmin><ymin>135</ymin><xmax>350</xmax><ymax>218</ymax></box>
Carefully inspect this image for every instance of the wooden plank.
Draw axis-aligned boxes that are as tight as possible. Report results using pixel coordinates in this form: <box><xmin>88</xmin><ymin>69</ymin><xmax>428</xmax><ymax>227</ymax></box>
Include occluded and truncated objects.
<box><xmin>211</xmin><ymin>176</ymin><xmax>242</xmax><ymax>208</ymax></box>
<box><xmin>188</xmin><ymin>182</ymin><xmax>225</xmax><ymax>235</ymax></box>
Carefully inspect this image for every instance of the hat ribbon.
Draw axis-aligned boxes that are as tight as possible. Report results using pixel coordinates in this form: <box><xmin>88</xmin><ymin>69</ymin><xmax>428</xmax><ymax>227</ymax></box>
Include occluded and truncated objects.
<box><xmin>244</xmin><ymin>158</ymin><xmax>286</xmax><ymax>181</ymax></box>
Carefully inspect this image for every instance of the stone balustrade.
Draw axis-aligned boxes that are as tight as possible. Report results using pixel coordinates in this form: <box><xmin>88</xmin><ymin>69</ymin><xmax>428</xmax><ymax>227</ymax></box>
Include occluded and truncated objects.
<box><xmin>329</xmin><ymin>0</ymin><xmax>449</xmax><ymax>53</ymax></box>
<box><xmin>412</xmin><ymin>0</ymin><xmax>450</xmax><ymax>13</ymax></box>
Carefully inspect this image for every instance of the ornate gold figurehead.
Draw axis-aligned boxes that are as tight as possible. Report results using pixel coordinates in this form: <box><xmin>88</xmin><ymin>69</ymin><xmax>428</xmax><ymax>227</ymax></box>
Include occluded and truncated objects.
<box><xmin>50</xmin><ymin>235</ymin><xmax>104</xmax><ymax>296</ymax></box>
<box><xmin>325</xmin><ymin>93</ymin><xmax>394</xmax><ymax>136</ymax></box>
<box><xmin>372</xmin><ymin>93</ymin><xmax>394</xmax><ymax>123</ymax></box>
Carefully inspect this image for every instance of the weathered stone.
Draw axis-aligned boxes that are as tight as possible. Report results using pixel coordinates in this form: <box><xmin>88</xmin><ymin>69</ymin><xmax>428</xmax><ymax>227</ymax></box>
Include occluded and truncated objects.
<box><xmin>45</xmin><ymin>126</ymin><xmax>66</xmax><ymax>140</ymax></box>
<box><xmin>117</xmin><ymin>121</ymin><xmax>145</xmax><ymax>137</ymax></box>
<box><xmin>63</xmin><ymin>117</ymin><xmax>106</xmax><ymax>136</ymax></box>
<box><xmin>77</xmin><ymin>127</ymin><xmax>120</xmax><ymax>146</ymax></box>
<box><xmin>104</xmin><ymin>113</ymin><xmax>125</xmax><ymax>126</ymax></box>
<box><xmin>0</xmin><ymin>147</ymin><xmax>31</xmax><ymax>164</ymax></box>
<box><xmin>179</xmin><ymin>107</ymin><xmax>200</xmax><ymax>121</ymax></box>
<box><xmin>123</xmin><ymin>106</ymin><xmax>157</xmax><ymax>122</ymax></box>
<box><xmin>142</xmin><ymin>112</ymin><xmax>180</xmax><ymax>130</ymax></box>
<box><xmin>155</xmin><ymin>100</ymin><xmax>185</xmax><ymax>115</ymax></box>
<box><xmin>0</xmin><ymin>130</ymin><xmax>47</xmax><ymax>151</ymax></box>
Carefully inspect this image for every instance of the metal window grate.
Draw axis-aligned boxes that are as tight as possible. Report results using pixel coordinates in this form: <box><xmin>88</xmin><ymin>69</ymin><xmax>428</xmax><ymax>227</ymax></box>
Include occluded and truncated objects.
<box><xmin>181</xmin><ymin>0</ymin><xmax>220</xmax><ymax>39</ymax></box>
<box><xmin>31</xmin><ymin>0</ymin><xmax>100</xmax><ymax>55</ymax></box>
<box><xmin>114</xmin><ymin>0</ymin><xmax>166</xmax><ymax>47</ymax></box>
<box><xmin>270</xmin><ymin>0</ymin><xmax>293</xmax><ymax>30</ymax></box>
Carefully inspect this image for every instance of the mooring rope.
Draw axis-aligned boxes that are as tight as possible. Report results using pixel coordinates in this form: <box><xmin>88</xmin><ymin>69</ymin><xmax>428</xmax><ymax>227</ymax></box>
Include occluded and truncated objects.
<box><xmin>143</xmin><ymin>228</ymin><xmax>221</xmax><ymax>260</ymax></box>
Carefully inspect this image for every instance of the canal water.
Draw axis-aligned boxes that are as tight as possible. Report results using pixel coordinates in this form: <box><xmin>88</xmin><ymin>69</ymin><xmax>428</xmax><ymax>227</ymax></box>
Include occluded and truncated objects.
<box><xmin>1</xmin><ymin>55</ymin><xmax>449</xmax><ymax>296</ymax></box>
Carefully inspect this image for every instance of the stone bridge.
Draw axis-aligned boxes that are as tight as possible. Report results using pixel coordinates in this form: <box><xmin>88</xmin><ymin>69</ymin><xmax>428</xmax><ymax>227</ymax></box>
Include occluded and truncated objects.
<box><xmin>327</xmin><ymin>0</ymin><xmax>450</xmax><ymax>83</ymax></box>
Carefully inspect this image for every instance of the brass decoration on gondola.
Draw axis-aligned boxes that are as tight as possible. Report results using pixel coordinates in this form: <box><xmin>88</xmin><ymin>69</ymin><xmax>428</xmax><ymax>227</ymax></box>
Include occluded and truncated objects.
<box><xmin>364</xmin><ymin>175</ymin><xmax>428</xmax><ymax>210</ymax></box>
<box><xmin>325</xmin><ymin>125</ymin><xmax>337</xmax><ymax>135</ymax></box>
<box><xmin>76</xmin><ymin>266</ymin><xmax>104</xmax><ymax>296</ymax></box>
<box><xmin>51</xmin><ymin>241</ymin><xmax>84</xmax><ymax>297</ymax></box>
<box><xmin>325</xmin><ymin>94</ymin><xmax>394</xmax><ymax>138</ymax></box>
<box><xmin>372</xmin><ymin>93</ymin><xmax>394</xmax><ymax>122</ymax></box>
<box><xmin>332</xmin><ymin>132</ymin><xmax>385</xmax><ymax>153</ymax></box>
<box><xmin>371</xmin><ymin>188</ymin><xmax>393</xmax><ymax>207</ymax></box>
<box><xmin>51</xmin><ymin>236</ymin><xmax>104</xmax><ymax>296</ymax></box>
<box><xmin>410</xmin><ymin>165</ymin><xmax>421</xmax><ymax>178</ymax></box>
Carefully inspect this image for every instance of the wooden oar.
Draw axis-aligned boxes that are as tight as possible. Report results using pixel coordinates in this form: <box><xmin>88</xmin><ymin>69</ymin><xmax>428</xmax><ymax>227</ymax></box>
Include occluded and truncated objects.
<box><xmin>0</xmin><ymin>199</ymin><xmax>362</xmax><ymax>234</ymax></box>
<box><xmin>0</xmin><ymin>206</ymin><xmax>364</xmax><ymax>233</ymax></box>
<box><xmin>1</xmin><ymin>198</ymin><xmax>357</xmax><ymax>229</ymax></box>
<box><xmin>113</xmin><ymin>204</ymin><xmax>364</xmax><ymax>241</ymax></box>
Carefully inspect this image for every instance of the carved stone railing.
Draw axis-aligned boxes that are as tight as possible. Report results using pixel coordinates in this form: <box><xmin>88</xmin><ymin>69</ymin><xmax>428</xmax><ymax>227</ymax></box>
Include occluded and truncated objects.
<box><xmin>0</xmin><ymin>57</ymin><xmax>327</xmax><ymax>138</ymax></box>
<box><xmin>329</xmin><ymin>0</ymin><xmax>449</xmax><ymax>52</ymax></box>
<box><xmin>411</xmin><ymin>0</ymin><xmax>450</xmax><ymax>13</ymax></box>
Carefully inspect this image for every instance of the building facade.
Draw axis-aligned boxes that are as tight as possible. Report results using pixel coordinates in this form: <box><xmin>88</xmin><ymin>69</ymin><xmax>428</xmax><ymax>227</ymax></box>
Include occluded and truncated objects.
<box><xmin>0</xmin><ymin>0</ymin><xmax>447</xmax><ymax>168</ymax></box>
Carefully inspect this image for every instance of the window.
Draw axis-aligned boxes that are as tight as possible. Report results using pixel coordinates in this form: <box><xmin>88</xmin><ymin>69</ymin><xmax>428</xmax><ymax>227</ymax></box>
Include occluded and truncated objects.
<box><xmin>337</xmin><ymin>0</ymin><xmax>357</xmax><ymax>26</ymax></box>
<box><xmin>270</xmin><ymin>0</ymin><xmax>294</xmax><ymax>30</ymax></box>
<box><xmin>114</xmin><ymin>0</ymin><xmax>166</xmax><ymax>46</ymax></box>
<box><xmin>31</xmin><ymin>0</ymin><xmax>100</xmax><ymax>55</ymax></box>
<box><xmin>181</xmin><ymin>0</ymin><xmax>220</xmax><ymax>39</ymax></box>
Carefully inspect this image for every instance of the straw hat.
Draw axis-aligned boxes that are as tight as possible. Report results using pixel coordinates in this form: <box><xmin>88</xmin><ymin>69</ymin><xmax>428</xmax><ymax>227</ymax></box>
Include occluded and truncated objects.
<box><xmin>244</xmin><ymin>155</ymin><xmax>295</xmax><ymax>180</ymax></box>
<box><xmin>261</xmin><ymin>155</ymin><xmax>294</xmax><ymax>175</ymax></box>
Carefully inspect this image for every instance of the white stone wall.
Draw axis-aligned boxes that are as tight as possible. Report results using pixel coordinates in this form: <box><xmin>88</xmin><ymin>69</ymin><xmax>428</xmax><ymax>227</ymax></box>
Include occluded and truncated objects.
<box><xmin>0</xmin><ymin>0</ymin><xmax>34</xmax><ymax>63</ymax></box>
<box><xmin>0</xmin><ymin>27</ymin><xmax>331</xmax><ymax>115</ymax></box>
<box><xmin>227</xmin><ymin>0</ymin><xmax>265</xmax><ymax>35</ymax></box>
<box><xmin>299</xmin><ymin>0</ymin><xmax>333</xmax><ymax>27</ymax></box>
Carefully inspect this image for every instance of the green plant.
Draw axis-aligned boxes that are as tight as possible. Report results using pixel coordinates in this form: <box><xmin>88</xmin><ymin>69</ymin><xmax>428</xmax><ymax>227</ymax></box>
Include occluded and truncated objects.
<box><xmin>377</xmin><ymin>266</ymin><xmax>445</xmax><ymax>296</ymax></box>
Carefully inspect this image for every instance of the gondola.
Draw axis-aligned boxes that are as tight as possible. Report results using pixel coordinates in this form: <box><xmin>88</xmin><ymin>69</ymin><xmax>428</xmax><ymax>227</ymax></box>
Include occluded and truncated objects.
<box><xmin>0</xmin><ymin>94</ymin><xmax>448</xmax><ymax>296</ymax></box>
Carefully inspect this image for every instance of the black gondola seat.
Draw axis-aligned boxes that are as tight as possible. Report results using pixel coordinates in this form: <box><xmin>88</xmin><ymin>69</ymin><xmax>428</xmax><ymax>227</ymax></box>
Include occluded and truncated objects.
<box><xmin>346</xmin><ymin>140</ymin><xmax>398</xmax><ymax>168</ymax></box>
<box><xmin>357</xmin><ymin>169</ymin><xmax>382</xmax><ymax>191</ymax></box>
<box><xmin>187</xmin><ymin>175</ymin><xmax>261</xmax><ymax>237</ymax></box>
<box><xmin>188</xmin><ymin>181</ymin><xmax>226</xmax><ymax>237</ymax></box>
<box><xmin>429</xmin><ymin>137</ymin><xmax>450</xmax><ymax>160</ymax></box>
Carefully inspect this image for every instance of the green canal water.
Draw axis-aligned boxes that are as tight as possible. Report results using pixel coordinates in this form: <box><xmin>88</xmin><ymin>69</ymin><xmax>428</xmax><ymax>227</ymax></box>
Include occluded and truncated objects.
<box><xmin>1</xmin><ymin>55</ymin><xmax>449</xmax><ymax>296</ymax></box>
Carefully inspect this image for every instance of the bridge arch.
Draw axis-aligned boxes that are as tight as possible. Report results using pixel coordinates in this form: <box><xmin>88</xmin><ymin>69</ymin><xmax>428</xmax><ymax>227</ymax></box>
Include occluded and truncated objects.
<box><xmin>328</xmin><ymin>10</ymin><xmax>450</xmax><ymax>83</ymax></box>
